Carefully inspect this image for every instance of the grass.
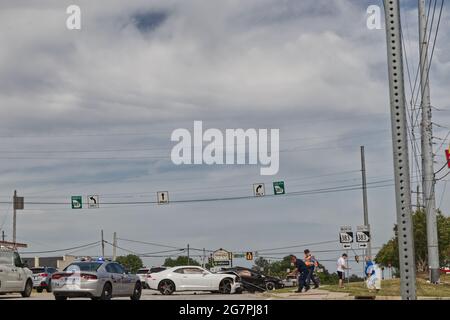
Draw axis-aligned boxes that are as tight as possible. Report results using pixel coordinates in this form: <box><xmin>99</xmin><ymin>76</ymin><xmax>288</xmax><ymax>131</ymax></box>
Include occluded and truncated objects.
<box><xmin>322</xmin><ymin>274</ymin><xmax>450</xmax><ymax>298</ymax></box>
<box><xmin>271</xmin><ymin>274</ymin><xmax>450</xmax><ymax>298</ymax></box>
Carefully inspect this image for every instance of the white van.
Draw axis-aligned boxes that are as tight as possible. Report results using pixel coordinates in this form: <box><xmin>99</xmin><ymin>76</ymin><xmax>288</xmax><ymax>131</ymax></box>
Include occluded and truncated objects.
<box><xmin>0</xmin><ymin>246</ymin><xmax>33</xmax><ymax>297</ymax></box>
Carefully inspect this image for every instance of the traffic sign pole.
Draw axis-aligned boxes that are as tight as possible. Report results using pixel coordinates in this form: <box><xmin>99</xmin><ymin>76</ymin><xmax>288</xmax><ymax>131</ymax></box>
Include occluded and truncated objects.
<box><xmin>383</xmin><ymin>0</ymin><xmax>416</xmax><ymax>299</ymax></box>
<box><xmin>360</xmin><ymin>146</ymin><xmax>371</xmax><ymax>258</ymax></box>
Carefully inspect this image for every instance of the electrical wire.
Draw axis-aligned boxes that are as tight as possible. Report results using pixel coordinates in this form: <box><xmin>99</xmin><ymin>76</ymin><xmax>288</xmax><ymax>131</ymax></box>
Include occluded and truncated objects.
<box><xmin>19</xmin><ymin>241</ymin><xmax>101</xmax><ymax>254</ymax></box>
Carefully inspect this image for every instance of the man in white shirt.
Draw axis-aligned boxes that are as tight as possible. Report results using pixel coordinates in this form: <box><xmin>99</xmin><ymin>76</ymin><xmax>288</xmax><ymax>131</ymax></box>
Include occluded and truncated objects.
<box><xmin>337</xmin><ymin>253</ymin><xmax>349</xmax><ymax>288</ymax></box>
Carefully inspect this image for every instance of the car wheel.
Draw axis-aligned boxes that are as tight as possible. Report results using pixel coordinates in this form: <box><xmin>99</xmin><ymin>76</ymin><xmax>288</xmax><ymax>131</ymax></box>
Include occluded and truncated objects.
<box><xmin>265</xmin><ymin>282</ymin><xmax>275</xmax><ymax>291</ymax></box>
<box><xmin>21</xmin><ymin>280</ymin><xmax>33</xmax><ymax>298</ymax></box>
<box><xmin>130</xmin><ymin>282</ymin><xmax>142</xmax><ymax>301</ymax></box>
<box><xmin>46</xmin><ymin>281</ymin><xmax>52</xmax><ymax>293</ymax></box>
<box><xmin>158</xmin><ymin>280</ymin><xmax>175</xmax><ymax>295</ymax></box>
<box><xmin>55</xmin><ymin>295</ymin><xmax>67</xmax><ymax>301</ymax></box>
<box><xmin>219</xmin><ymin>278</ymin><xmax>233</xmax><ymax>294</ymax></box>
<box><xmin>99</xmin><ymin>282</ymin><xmax>113</xmax><ymax>300</ymax></box>
<box><xmin>36</xmin><ymin>288</ymin><xmax>43</xmax><ymax>293</ymax></box>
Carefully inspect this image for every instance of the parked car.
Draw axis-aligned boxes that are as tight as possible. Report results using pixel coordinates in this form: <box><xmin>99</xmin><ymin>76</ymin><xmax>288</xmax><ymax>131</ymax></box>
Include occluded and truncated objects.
<box><xmin>282</xmin><ymin>274</ymin><xmax>298</xmax><ymax>288</ymax></box>
<box><xmin>51</xmin><ymin>258</ymin><xmax>141</xmax><ymax>300</ymax></box>
<box><xmin>137</xmin><ymin>266</ymin><xmax>167</xmax><ymax>289</ymax></box>
<box><xmin>0</xmin><ymin>246</ymin><xmax>33</xmax><ymax>297</ymax></box>
<box><xmin>440</xmin><ymin>266</ymin><xmax>450</xmax><ymax>274</ymax></box>
<box><xmin>146</xmin><ymin>266</ymin><xmax>241</xmax><ymax>295</ymax></box>
<box><xmin>30</xmin><ymin>266</ymin><xmax>57</xmax><ymax>293</ymax></box>
<box><xmin>217</xmin><ymin>267</ymin><xmax>284</xmax><ymax>292</ymax></box>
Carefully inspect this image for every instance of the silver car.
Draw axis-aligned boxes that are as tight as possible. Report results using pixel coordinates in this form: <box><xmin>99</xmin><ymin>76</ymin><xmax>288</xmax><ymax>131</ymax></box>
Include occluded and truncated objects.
<box><xmin>30</xmin><ymin>266</ymin><xmax>57</xmax><ymax>293</ymax></box>
<box><xmin>51</xmin><ymin>259</ymin><xmax>141</xmax><ymax>300</ymax></box>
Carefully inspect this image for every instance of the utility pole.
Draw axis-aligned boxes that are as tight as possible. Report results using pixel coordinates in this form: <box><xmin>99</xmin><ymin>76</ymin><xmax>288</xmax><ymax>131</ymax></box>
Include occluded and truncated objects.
<box><xmin>13</xmin><ymin>190</ymin><xmax>17</xmax><ymax>245</ymax></box>
<box><xmin>383</xmin><ymin>0</ymin><xmax>417</xmax><ymax>299</ymax></box>
<box><xmin>101</xmin><ymin>230</ymin><xmax>105</xmax><ymax>257</ymax></box>
<box><xmin>416</xmin><ymin>185</ymin><xmax>421</xmax><ymax>210</ymax></box>
<box><xmin>112</xmin><ymin>232</ymin><xmax>117</xmax><ymax>261</ymax></box>
<box><xmin>202</xmin><ymin>248</ymin><xmax>206</xmax><ymax>268</ymax></box>
<box><xmin>187</xmin><ymin>244</ymin><xmax>190</xmax><ymax>265</ymax></box>
<box><xmin>360</xmin><ymin>146</ymin><xmax>371</xmax><ymax>258</ymax></box>
<box><xmin>418</xmin><ymin>0</ymin><xmax>440</xmax><ymax>284</ymax></box>
<box><xmin>2</xmin><ymin>230</ymin><xmax>5</xmax><ymax>242</ymax></box>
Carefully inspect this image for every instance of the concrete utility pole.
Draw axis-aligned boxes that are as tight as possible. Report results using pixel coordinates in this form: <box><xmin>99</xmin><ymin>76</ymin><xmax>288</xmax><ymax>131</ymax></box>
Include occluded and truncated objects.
<box><xmin>187</xmin><ymin>244</ymin><xmax>190</xmax><ymax>265</ymax></box>
<box><xmin>383</xmin><ymin>0</ymin><xmax>417</xmax><ymax>299</ymax></box>
<box><xmin>101</xmin><ymin>230</ymin><xmax>105</xmax><ymax>257</ymax></box>
<box><xmin>360</xmin><ymin>146</ymin><xmax>371</xmax><ymax>258</ymax></box>
<box><xmin>418</xmin><ymin>0</ymin><xmax>440</xmax><ymax>284</ymax></box>
<box><xmin>13</xmin><ymin>190</ymin><xmax>17</xmax><ymax>244</ymax></box>
<box><xmin>202</xmin><ymin>248</ymin><xmax>206</xmax><ymax>268</ymax></box>
<box><xmin>112</xmin><ymin>232</ymin><xmax>117</xmax><ymax>261</ymax></box>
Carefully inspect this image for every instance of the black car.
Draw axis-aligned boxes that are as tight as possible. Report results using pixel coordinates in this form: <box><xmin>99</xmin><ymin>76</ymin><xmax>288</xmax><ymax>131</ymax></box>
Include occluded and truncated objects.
<box><xmin>217</xmin><ymin>267</ymin><xmax>284</xmax><ymax>292</ymax></box>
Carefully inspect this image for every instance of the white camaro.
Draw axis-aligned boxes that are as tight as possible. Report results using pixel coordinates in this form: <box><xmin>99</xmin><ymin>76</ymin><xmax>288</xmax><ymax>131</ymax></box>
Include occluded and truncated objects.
<box><xmin>146</xmin><ymin>266</ymin><xmax>241</xmax><ymax>295</ymax></box>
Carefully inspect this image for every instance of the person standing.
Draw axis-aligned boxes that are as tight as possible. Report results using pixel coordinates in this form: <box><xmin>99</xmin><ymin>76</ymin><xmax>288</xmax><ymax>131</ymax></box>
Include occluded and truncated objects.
<box><xmin>337</xmin><ymin>253</ymin><xmax>349</xmax><ymax>288</ymax></box>
<box><xmin>304</xmin><ymin>249</ymin><xmax>319</xmax><ymax>289</ymax></box>
<box><xmin>290</xmin><ymin>255</ymin><xmax>310</xmax><ymax>293</ymax></box>
<box><xmin>365</xmin><ymin>256</ymin><xmax>381</xmax><ymax>292</ymax></box>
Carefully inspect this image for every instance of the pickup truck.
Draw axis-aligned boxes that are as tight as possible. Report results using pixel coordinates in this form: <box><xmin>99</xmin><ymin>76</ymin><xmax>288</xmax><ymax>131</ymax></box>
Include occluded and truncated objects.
<box><xmin>0</xmin><ymin>246</ymin><xmax>33</xmax><ymax>297</ymax></box>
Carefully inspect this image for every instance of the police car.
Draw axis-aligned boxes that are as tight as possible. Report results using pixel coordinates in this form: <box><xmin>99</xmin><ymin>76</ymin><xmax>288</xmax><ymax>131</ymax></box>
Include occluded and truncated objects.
<box><xmin>52</xmin><ymin>257</ymin><xmax>142</xmax><ymax>300</ymax></box>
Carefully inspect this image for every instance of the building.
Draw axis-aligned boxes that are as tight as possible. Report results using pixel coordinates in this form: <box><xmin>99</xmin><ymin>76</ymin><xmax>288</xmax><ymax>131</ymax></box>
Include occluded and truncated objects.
<box><xmin>22</xmin><ymin>255</ymin><xmax>77</xmax><ymax>270</ymax></box>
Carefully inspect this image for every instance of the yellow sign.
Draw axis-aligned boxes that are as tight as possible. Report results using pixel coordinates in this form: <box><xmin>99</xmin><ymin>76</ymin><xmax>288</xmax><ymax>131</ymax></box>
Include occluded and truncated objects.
<box><xmin>246</xmin><ymin>252</ymin><xmax>253</xmax><ymax>261</ymax></box>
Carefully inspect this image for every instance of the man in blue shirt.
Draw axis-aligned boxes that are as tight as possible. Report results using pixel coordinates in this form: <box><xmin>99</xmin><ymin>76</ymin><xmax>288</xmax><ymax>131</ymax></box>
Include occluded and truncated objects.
<box><xmin>290</xmin><ymin>255</ymin><xmax>310</xmax><ymax>293</ymax></box>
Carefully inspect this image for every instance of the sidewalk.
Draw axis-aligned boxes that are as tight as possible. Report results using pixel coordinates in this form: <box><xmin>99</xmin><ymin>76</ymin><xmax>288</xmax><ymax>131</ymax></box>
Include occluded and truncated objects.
<box><xmin>264</xmin><ymin>288</ymin><xmax>352</xmax><ymax>300</ymax></box>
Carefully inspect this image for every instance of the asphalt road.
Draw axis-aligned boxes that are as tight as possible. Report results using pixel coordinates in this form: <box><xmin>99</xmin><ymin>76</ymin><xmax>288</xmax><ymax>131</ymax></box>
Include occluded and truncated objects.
<box><xmin>0</xmin><ymin>289</ymin><xmax>270</xmax><ymax>300</ymax></box>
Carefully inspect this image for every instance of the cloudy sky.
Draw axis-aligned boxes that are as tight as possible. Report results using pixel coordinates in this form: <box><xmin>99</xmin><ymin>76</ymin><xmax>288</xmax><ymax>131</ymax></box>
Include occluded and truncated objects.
<box><xmin>0</xmin><ymin>0</ymin><xmax>449</xmax><ymax>274</ymax></box>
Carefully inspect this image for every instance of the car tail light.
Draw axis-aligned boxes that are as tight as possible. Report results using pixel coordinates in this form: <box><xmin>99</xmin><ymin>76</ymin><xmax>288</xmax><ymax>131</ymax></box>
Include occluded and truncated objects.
<box><xmin>52</xmin><ymin>274</ymin><xmax>63</xmax><ymax>280</ymax></box>
<box><xmin>39</xmin><ymin>273</ymin><xmax>48</xmax><ymax>277</ymax></box>
<box><xmin>81</xmin><ymin>274</ymin><xmax>97</xmax><ymax>280</ymax></box>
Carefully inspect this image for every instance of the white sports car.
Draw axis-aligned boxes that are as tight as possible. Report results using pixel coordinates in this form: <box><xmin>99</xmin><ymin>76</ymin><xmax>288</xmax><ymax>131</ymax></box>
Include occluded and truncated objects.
<box><xmin>146</xmin><ymin>266</ymin><xmax>241</xmax><ymax>295</ymax></box>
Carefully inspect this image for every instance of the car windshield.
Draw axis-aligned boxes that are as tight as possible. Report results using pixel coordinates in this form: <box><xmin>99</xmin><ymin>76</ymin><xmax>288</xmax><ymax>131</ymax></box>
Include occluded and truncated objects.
<box><xmin>31</xmin><ymin>268</ymin><xmax>45</xmax><ymax>274</ymax></box>
<box><xmin>64</xmin><ymin>262</ymin><xmax>102</xmax><ymax>272</ymax></box>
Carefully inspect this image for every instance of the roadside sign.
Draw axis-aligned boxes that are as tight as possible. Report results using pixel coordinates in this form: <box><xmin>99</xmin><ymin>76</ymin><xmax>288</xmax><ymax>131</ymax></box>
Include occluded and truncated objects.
<box><xmin>14</xmin><ymin>197</ymin><xmax>24</xmax><ymax>210</ymax></box>
<box><xmin>339</xmin><ymin>226</ymin><xmax>353</xmax><ymax>244</ymax></box>
<box><xmin>273</xmin><ymin>181</ymin><xmax>285</xmax><ymax>195</ymax></box>
<box><xmin>358</xmin><ymin>243</ymin><xmax>368</xmax><ymax>249</ymax></box>
<box><xmin>246</xmin><ymin>252</ymin><xmax>253</xmax><ymax>261</ymax></box>
<box><xmin>446</xmin><ymin>149</ymin><xmax>450</xmax><ymax>168</ymax></box>
<box><xmin>87</xmin><ymin>195</ymin><xmax>99</xmax><ymax>209</ymax></box>
<box><xmin>157</xmin><ymin>191</ymin><xmax>169</xmax><ymax>204</ymax></box>
<box><xmin>342</xmin><ymin>243</ymin><xmax>352</xmax><ymax>250</ymax></box>
<box><xmin>233</xmin><ymin>253</ymin><xmax>245</xmax><ymax>259</ymax></box>
<box><xmin>213</xmin><ymin>248</ymin><xmax>231</xmax><ymax>266</ymax></box>
<box><xmin>71</xmin><ymin>196</ymin><xmax>82</xmax><ymax>209</ymax></box>
<box><xmin>253</xmin><ymin>183</ymin><xmax>265</xmax><ymax>197</ymax></box>
<box><xmin>356</xmin><ymin>225</ymin><xmax>370</xmax><ymax>243</ymax></box>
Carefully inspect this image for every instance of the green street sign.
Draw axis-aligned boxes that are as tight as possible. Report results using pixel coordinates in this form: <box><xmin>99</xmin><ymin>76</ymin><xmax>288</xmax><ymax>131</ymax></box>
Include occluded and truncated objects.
<box><xmin>273</xmin><ymin>181</ymin><xmax>285</xmax><ymax>195</ymax></box>
<box><xmin>71</xmin><ymin>196</ymin><xmax>82</xmax><ymax>209</ymax></box>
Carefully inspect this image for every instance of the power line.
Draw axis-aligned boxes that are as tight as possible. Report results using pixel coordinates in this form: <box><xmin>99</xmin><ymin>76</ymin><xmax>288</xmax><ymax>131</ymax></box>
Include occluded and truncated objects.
<box><xmin>19</xmin><ymin>241</ymin><xmax>101</xmax><ymax>254</ymax></box>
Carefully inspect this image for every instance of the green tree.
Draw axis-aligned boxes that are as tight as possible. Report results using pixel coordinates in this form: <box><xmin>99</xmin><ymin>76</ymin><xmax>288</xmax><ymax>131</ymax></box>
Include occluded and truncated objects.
<box><xmin>253</xmin><ymin>257</ymin><xmax>270</xmax><ymax>273</ymax></box>
<box><xmin>164</xmin><ymin>256</ymin><xmax>200</xmax><ymax>267</ymax></box>
<box><xmin>375</xmin><ymin>210</ymin><xmax>450</xmax><ymax>271</ymax></box>
<box><xmin>115</xmin><ymin>254</ymin><xmax>143</xmax><ymax>273</ymax></box>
